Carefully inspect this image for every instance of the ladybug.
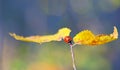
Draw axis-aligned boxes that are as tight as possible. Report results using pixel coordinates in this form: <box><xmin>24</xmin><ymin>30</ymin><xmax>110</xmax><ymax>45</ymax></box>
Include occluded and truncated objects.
<box><xmin>63</xmin><ymin>36</ymin><xmax>72</xmax><ymax>45</ymax></box>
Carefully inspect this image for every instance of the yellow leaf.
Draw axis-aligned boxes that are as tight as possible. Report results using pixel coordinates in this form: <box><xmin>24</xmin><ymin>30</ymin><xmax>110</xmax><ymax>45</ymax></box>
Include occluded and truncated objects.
<box><xmin>9</xmin><ymin>28</ymin><xmax>71</xmax><ymax>44</ymax></box>
<box><xmin>73</xmin><ymin>26</ymin><xmax>118</xmax><ymax>46</ymax></box>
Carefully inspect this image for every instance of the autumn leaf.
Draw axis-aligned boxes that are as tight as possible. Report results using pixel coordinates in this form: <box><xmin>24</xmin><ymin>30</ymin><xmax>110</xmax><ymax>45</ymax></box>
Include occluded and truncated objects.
<box><xmin>73</xmin><ymin>26</ymin><xmax>118</xmax><ymax>45</ymax></box>
<box><xmin>9</xmin><ymin>28</ymin><xmax>71</xmax><ymax>44</ymax></box>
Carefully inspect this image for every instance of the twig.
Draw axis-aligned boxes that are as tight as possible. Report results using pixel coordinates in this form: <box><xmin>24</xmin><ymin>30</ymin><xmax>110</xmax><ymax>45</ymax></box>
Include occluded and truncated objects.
<box><xmin>70</xmin><ymin>44</ymin><xmax>77</xmax><ymax>70</ymax></box>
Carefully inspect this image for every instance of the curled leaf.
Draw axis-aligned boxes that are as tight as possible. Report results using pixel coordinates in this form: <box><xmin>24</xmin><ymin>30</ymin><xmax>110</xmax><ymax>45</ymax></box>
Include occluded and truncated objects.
<box><xmin>9</xmin><ymin>28</ymin><xmax>71</xmax><ymax>44</ymax></box>
<box><xmin>73</xmin><ymin>26</ymin><xmax>118</xmax><ymax>45</ymax></box>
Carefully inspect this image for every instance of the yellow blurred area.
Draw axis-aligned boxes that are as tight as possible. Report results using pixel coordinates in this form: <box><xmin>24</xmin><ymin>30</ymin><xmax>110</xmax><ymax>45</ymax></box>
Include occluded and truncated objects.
<box><xmin>111</xmin><ymin>0</ymin><xmax>120</xmax><ymax>8</ymax></box>
<box><xmin>98</xmin><ymin>0</ymin><xmax>120</xmax><ymax>12</ymax></box>
<box><xmin>27</xmin><ymin>62</ymin><xmax>62</xmax><ymax>70</ymax></box>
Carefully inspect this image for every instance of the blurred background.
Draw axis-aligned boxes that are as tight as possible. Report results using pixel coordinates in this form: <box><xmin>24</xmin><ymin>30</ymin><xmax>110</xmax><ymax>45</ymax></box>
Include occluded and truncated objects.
<box><xmin>0</xmin><ymin>0</ymin><xmax>120</xmax><ymax>70</ymax></box>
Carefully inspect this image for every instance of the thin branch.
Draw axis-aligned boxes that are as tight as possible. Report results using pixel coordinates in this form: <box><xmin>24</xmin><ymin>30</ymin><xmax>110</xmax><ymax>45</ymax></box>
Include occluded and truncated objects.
<box><xmin>70</xmin><ymin>45</ymin><xmax>77</xmax><ymax>70</ymax></box>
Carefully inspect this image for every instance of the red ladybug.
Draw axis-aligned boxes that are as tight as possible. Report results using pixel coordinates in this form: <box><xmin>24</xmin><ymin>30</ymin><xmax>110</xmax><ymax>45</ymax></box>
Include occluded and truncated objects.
<box><xmin>63</xmin><ymin>36</ymin><xmax>72</xmax><ymax>44</ymax></box>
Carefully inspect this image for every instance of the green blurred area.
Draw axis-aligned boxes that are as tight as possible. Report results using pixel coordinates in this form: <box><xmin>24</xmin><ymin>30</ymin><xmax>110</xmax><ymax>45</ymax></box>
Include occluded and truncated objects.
<box><xmin>9</xmin><ymin>42</ymin><xmax>111</xmax><ymax>70</ymax></box>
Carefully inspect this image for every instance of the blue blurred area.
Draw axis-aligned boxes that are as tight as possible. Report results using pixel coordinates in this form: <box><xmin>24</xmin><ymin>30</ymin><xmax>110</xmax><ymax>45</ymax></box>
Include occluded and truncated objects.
<box><xmin>0</xmin><ymin>0</ymin><xmax>120</xmax><ymax>70</ymax></box>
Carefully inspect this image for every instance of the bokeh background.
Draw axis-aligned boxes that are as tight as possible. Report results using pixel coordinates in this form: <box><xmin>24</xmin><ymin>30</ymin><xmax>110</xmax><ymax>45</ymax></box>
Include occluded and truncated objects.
<box><xmin>0</xmin><ymin>0</ymin><xmax>120</xmax><ymax>70</ymax></box>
